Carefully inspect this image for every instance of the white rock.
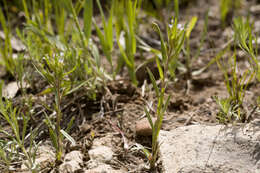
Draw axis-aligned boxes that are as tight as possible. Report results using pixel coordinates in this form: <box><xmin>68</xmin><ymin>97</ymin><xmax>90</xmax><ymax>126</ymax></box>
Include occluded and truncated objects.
<box><xmin>88</xmin><ymin>146</ymin><xmax>114</xmax><ymax>163</ymax></box>
<box><xmin>159</xmin><ymin>124</ymin><xmax>260</xmax><ymax>173</ymax></box>
<box><xmin>254</xmin><ymin>21</ymin><xmax>260</xmax><ymax>33</ymax></box>
<box><xmin>208</xmin><ymin>5</ymin><xmax>219</xmax><ymax>19</ymax></box>
<box><xmin>0</xmin><ymin>31</ymin><xmax>25</xmax><ymax>52</ymax></box>
<box><xmin>64</xmin><ymin>150</ymin><xmax>83</xmax><ymax>162</ymax></box>
<box><xmin>250</xmin><ymin>5</ymin><xmax>260</xmax><ymax>14</ymax></box>
<box><xmin>3</xmin><ymin>81</ymin><xmax>19</xmax><ymax>99</ymax></box>
<box><xmin>3</xmin><ymin>81</ymin><xmax>30</xmax><ymax>99</ymax></box>
<box><xmin>92</xmin><ymin>134</ymin><xmax>114</xmax><ymax>148</ymax></box>
<box><xmin>59</xmin><ymin>150</ymin><xmax>83</xmax><ymax>173</ymax></box>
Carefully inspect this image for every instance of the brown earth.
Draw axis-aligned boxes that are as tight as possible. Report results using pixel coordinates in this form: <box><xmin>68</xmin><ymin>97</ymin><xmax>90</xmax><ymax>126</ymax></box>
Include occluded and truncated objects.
<box><xmin>1</xmin><ymin>0</ymin><xmax>260</xmax><ymax>172</ymax></box>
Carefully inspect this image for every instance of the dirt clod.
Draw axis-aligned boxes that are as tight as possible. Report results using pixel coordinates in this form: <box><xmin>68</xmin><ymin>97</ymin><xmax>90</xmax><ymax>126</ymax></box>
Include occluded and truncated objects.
<box><xmin>135</xmin><ymin>117</ymin><xmax>157</xmax><ymax>136</ymax></box>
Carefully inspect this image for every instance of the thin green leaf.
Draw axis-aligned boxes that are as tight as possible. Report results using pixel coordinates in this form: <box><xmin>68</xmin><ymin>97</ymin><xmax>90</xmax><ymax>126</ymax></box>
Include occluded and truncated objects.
<box><xmin>60</xmin><ymin>130</ymin><xmax>76</xmax><ymax>146</ymax></box>
<box><xmin>174</xmin><ymin>0</ymin><xmax>179</xmax><ymax>18</ymax></box>
<box><xmin>65</xmin><ymin>116</ymin><xmax>75</xmax><ymax>133</ymax></box>
<box><xmin>147</xmin><ymin>68</ymin><xmax>159</xmax><ymax>98</ymax></box>
<box><xmin>22</xmin><ymin>0</ymin><xmax>30</xmax><ymax>21</ymax></box>
<box><xmin>65</xmin><ymin>80</ymin><xmax>89</xmax><ymax>96</ymax></box>
<box><xmin>141</xmin><ymin>146</ymin><xmax>152</xmax><ymax>161</ymax></box>
<box><xmin>38</xmin><ymin>87</ymin><xmax>54</xmax><ymax>96</ymax></box>
<box><xmin>63</xmin><ymin>62</ymin><xmax>78</xmax><ymax>78</ymax></box>
<box><xmin>162</xmin><ymin>95</ymin><xmax>171</xmax><ymax>113</ymax></box>
<box><xmin>153</xmin><ymin>23</ymin><xmax>168</xmax><ymax>63</ymax></box>
<box><xmin>144</xmin><ymin>106</ymin><xmax>154</xmax><ymax>130</ymax></box>
<box><xmin>186</xmin><ymin>16</ymin><xmax>198</xmax><ymax>38</ymax></box>
<box><xmin>43</xmin><ymin>113</ymin><xmax>58</xmax><ymax>149</ymax></box>
<box><xmin>106</xmin><ymin>2</ymin><xmax>114</xmax><ymax>50</ymax></box>
<box><xmin>83</xmin><ymin>0</ymin><xmax>93</xmax><ymax>41</ymax></box>
<box><xmin>156</xmin><ymin>57</ymin><xmax>164</xmax><ymax>80</ymax></box>
<box><xmin>21</xmin><ymin>113</ymin><xmax>29</xmax><ymax>145</ymax></box>
<box><xmin>117</xmin><ymin>39</ymin><xmax>133</xmax><ymax>68</ymax></box>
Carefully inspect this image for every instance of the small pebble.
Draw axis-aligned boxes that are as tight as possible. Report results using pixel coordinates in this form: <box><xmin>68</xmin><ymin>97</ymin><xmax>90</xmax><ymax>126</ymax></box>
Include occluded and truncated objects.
<box><xmin>135</xmin><ymin>117</ymin><xmax>157</xmax><ymax>136</ymax></box>
<box><xmin>250</xmin><ymin>5</ymin><xmax>260</xmax><ymax>14</ymax></box>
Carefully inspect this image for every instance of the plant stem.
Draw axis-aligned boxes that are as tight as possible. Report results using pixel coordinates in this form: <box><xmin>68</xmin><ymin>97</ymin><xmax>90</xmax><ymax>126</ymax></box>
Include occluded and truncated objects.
<box><xmin>55</xmin><ymin>79</ymin><xmax>62</xmax><ymax>161</ymax></box>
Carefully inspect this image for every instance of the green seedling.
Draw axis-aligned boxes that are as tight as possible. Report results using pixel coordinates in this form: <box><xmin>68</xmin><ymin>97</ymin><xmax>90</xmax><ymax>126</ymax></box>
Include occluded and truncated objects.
<box><xmin>174</xmin><ymin>0</ymin><xmax>179</xmax><ymax>19</ymax></box>
<box><xmin>143</xmin><ymin>24</ymin><xmax>170</xmax><ymax>170</ymax></box>
<box><xmin>220</xmin><ymin>0</ymin><xmax>232</xmax><ymax>27</ymax></box>
<box><xmin>141</xmin><ymin>20</ymin><xmax>186</xmax><ymax>170</ymax></box>
<box><xmin>93</xmin><ymin>0</ymin><xmax>114</xmax><ymax>74</ymax></box>
<box><xmin>137</xmin><ymin>18</ymin><xmax>185</xmax><ymax>82</ymax></box>
<box><xmin>115</xmin><ymin>0</ymin><xmax>138</xmax><ymax>85</ymax></box>
<box><xmin>233</xmin><ymin>17</ymin><xmax>260</xmax><ymax>81</ymax></box>
<box><xmin>220</xmin><ymin>0</ymin><xmax>241</xmax><ymax>27</ymax></box>
<box><xmin>143</xmin><ymin>68</ymin><xmax>170</xmax><ymax>170</ymax></box>
<box><xmin>163</xmin><ymin>18</ymin><xmax>186</xmax><ymax>80</ymax></box>
<box><xmin>215</xmin><ymin>50</ymin><xmax>254</xmax><ymax>123</ymax></box>
<box><xmin>22</xmin><ymin>0</ymin><xmax>81</xmax><ymax>158</ymax></box>
<box><xmin>137</xmin><ymin>18</ymin><xmax>186</xmax><ymax>83</ymax></box>
<box><xmin>84</xmin><ymin>0</ymin><xmax>93</xmax><ymax>44</ymax></box>
<box><xmin>183</xmin><ymin>16</ymin><xmax>198</xmax><ymax>79</ymax></box>
<box><xmin>213</xmin><ymin>96</ymin><xmax>239</xmax><ymax>123</ymax></box>
<box><xmin>0</xmin><ymin>6</ymin><xmax>16</xmax><ymax>76</ymax></box>
<box><xmin>67</xmin><ymin>0</ymin><xmax>87</xmax><ymax>48</ymax></box>
<box><xmin>179</xmin><ymin>13</ymin><xmax>210</xmax><ymax>93</ymax></box>
<box><xmin>0</xmin><ymin>81</ymin><xmax>38</xmax><ymax>172</ymax></box>
<box><xmin>137</xmin><ymin>18</ymin><xmax>186</xmax><ymax>82</ymax></box>
<box><xmin>34</xmin><ymin>53</ymin><xmax>77</xmax><ymax>162</ymax></box>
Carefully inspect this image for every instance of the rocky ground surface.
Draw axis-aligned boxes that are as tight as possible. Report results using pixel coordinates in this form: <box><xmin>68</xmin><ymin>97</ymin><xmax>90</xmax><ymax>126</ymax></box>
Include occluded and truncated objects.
<box><xmin>159</xmin><ymin>121</ymin><xmax>260</xmax><ymax>173</ymax></box>
<box><xmin>1</xmin><ymin>0</ymin><xmax>260</xmax><ymax>173</ymax></box>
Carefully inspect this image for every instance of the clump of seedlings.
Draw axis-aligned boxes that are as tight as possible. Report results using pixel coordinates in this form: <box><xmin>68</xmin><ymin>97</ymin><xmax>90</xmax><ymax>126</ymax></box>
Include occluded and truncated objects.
<box><xmin>0</xmin><ymin>81</ymin><xmax>39</xmax><ymax>172</ymax></box>
<box><xmin>233</xmin><ymin>17</ymin><xmax>259</xmax><ymax>81</ymax></box>
<box><xmin>214</xmin><ymin>51</ymin><xmax>254</xmax><ymax>123</ymax></box>
<box><xmin>213</xmin><ymin>17</ymin><xmax>258</xmax><ymax>123</ymax></box>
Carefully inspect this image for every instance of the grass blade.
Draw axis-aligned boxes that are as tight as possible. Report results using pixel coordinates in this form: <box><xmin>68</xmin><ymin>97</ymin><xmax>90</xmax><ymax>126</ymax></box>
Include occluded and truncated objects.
<box><xmin>147</xmin><ymin>68</ymin><xmax>159</xmax><ymax>98</ymax></box>
<box><xmin>60</xmin><ymin>130</ymin><xmax>76</xmax><ymax>146</ymax></box>
<box><xmin>84</xmin><ymin>0</ymin><xmax>93</xmax><ymax>42</ymax></box>
<box><xmin>186</xmin><ymin>16</ymin><xmax>197</xmax><ymax>38</ymax></box>
<box><xmin>144</xmin><ymin>106</ymin><xmax>154</xmax><ymax>130</ymax></box>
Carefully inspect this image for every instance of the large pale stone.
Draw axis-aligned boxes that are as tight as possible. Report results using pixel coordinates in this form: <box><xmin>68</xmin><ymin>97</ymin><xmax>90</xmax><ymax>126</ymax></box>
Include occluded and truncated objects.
<box><xmin>59</xmin><ymin>150</ymin><xmax>83</xmax><ymax>173</ymax></box>
<box><xmin>159</xmin><ymin>123</ymin><xmax>260</xmax><ymax>173</ymax></box>
<box><xmin>88</xmin><ymin>146</ymin><xmax>114</xmax><ymax>163</ymax></box>
<box><xmin>3</xmin><ymin>82</ymin><xmax>19</xmax><ymax>99</ymax></box>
